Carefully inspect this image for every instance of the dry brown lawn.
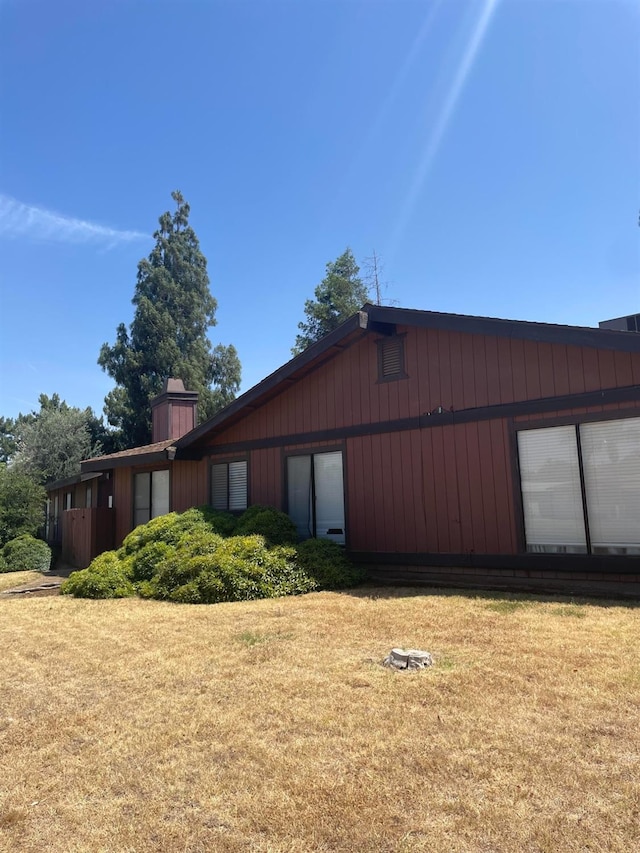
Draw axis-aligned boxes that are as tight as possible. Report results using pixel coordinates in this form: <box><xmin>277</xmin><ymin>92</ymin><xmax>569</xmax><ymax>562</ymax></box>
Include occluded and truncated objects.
<box><xmin>0</xmin><ymin>572</ymin><xmax>42</xmax><ymax>593</ymax></box>
<box><xmin>1</xmin><ymin>587</ymin><xmax>638</xmax><ymax>852</ymax></box>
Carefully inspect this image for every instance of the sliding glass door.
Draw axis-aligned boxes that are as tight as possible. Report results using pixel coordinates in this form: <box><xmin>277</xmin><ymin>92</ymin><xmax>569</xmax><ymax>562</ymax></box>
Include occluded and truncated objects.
<box><xmin>287</xmin><ymin>451</ymin><xmax>345</xmax><ymax>544</ymax></box>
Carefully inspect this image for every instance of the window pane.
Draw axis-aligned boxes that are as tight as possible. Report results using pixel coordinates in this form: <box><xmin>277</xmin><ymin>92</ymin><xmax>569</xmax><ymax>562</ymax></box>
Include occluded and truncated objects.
<box><xmin>314</xmin><ymin>451</ymin><xmax>345</xmax><ymax>544</ymax></box>
<box><xmin>211</xmin><ymin>464</ymin><xmax>228</xmax><ymax>510</ymax></box>
<box><xmin>134</xmin><ymin>473</ymin><xmax>151</xmax><ymax>526</ymax></box>
<box><xmin>288</xmin><ymin>455</ymin><xmax>312</xmax><ymax>539</ymax></box>
<box><xmin>151</xmin><ymin>470</ymin><xmax>170</xmax><ymax>518</ymax></box>
<box><xmin>517</xmin><ymin>426</ymin><xmax>587</xmax><ymax>553</ymax></box>
<box><xmin>581</xmin><ymin>418</ymin><xmax>640</xmax><ymax>554</ymax></box>
<box><xmin>228</xmin><ymin>461</ymin><xmax>247</xmax><ymax>511</ymax></box>
<box><xmin>85</xmin><ymin>486</ymin><xmax>92</xmax><ymax>509</ymax></box>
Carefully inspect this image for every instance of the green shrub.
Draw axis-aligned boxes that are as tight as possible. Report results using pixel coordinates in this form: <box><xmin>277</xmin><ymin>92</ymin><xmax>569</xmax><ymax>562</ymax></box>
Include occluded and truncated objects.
<box><xmin>157</xmin><ymin>534</ymin><xmax>316</xmax><ymax>604</ymax></box>
<box><xmin>235</xmin><ymin>505</ymin><xmax>298</xmax><ymax>545</ymax></box>
<box><xmin>191</xmin><ymin>505</ymin><xmax>238</xmax><ymax>537</ymax></box>
<box><xmin>2</xmin><ymin>534</ymin><xmax>51</xmax><ymax>573</ymax></box>
<box><xmin>129</xmin><ymin>541</ymin><xmax>177</xmax><ymax>582</ymax></box>
<box><xmin>61</xmin><ymin>551</ymin><xmax>135</xmax><ymax>599</ymax></box>
<box><xmin>0</xmin><ymin>553</ymin><xmax>8</xmax><ymax>573</ymax></box>
<box><xmin>294</xmin><ymin>538</ymin><xmax>365</xmax><ymax>589</ymax></box>
<box><xmin>121</xmin><ymin>511</ymin><xmax>209</xmax><ymax>555</ymax></box>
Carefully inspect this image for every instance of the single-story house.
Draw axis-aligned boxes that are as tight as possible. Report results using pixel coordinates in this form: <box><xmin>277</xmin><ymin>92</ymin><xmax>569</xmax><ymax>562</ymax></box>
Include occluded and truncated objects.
<box><xmin>46</xmin><ymin>304</ymin><xmax>640</xmax><ymax>596</ymax></box>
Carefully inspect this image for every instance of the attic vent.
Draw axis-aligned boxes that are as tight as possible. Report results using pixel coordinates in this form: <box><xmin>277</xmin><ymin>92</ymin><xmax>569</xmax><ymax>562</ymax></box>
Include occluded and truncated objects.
<box><xmin>377</xmin><ymin>335</ymin><xmax>407</xmax><ymax>382</ymax></box>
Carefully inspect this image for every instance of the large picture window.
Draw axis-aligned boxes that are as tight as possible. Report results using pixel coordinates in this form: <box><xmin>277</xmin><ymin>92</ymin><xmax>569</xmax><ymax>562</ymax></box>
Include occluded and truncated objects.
<box><xmin>518</xmin><ymin>417</ymin><xmax>640</xmax><ymax>555</ymax></box>
<box><xmin>211</xmin><ymin>460</ymin><xmax>248</xmax><ymax>511</ymax></box>
<box><xmin>134</xmin><ymin>470</ymin><xmax>170</xmax><ymax>527</ymax></box>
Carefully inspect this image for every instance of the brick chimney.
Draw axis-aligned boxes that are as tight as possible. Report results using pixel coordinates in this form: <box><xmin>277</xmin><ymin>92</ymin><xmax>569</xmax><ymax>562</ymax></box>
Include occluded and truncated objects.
<box><xmin>150</xmin><ymin>379</ymin><xmax>198</xmax><ymax>443</ymax></box>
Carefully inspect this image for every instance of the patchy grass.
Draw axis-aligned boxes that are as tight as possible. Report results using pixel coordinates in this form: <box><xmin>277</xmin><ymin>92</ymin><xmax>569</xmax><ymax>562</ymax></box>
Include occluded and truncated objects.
<box><xmin>1</xmin><ymin>588</ymin><xmax>639</xmax><ymax>852</ymax></box>
<box><xmin>0</xmin><ymin>571</ymin><xmax>42</xmax><ymax>593</ymax></box>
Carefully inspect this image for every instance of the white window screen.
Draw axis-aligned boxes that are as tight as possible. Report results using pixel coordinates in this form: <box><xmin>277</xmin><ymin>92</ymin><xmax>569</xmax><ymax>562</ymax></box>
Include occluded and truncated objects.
<box><xmin>228</xmin><ymin>461</ymin><xmax>248</xmax><ymax>511</ymax></box>
<box><xmin>287</xmin><ymin>455</ymin><xmax>313</xmax><ymax>539</ymax></box>
<box><xmin>580</xmin><ymin>417</ymin><xmax>640</xmax><ymax>554</ymax></box>
<box><xmin>85</xmin><ymin>486</ymin><xmax>92</xmax><ymax>509</ymax></box>
<box><xmin>314</xmin><ymin>451</ymin><xmax>345</xmax><ymax>544</ymax></box>
<box><xmin>151</xmin><ymin>470</ymin><xmax>170</xmax><ymax>519</ymax></box>
<box><xmin>517</xmin><ymin>426</ymin><xmax>587</xmax><ymax>553</ymax></box>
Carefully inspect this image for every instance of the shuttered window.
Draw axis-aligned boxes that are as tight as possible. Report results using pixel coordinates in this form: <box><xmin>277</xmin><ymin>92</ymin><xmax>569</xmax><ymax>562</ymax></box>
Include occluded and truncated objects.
<box><xmin>211</xmin><ymin>460</ymin><xmax>248</xmax><ymax>511</ymax></box>
<box><xmin>377</xmin><ymin>336</ymin><xmax>407</xmax><ymax>381</ymax></box>
<box><xmin>517</xmin><ymin>426</ymin><xmax>587</xmax><ymax>553</ymax></box>
<box><xmin>580</xmin><ymin>418</ymin><xmax>640</xmax><ymax>554</ymax></box>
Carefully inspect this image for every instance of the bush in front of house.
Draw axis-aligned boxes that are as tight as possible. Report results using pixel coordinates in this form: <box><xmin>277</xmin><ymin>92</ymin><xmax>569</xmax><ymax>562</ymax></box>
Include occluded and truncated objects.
<box><xmin>121</xmin><ymin>511</ymin><xmax>206</xmax><ymax>555</ymax></box>
<box><xmin>295</xmin><ymin>538</ymin><xmax>366</xmax><ymax>589</ymax></box>
<box><xmin>60</xmin><ymin>551</ymin><xmax>135</xmax><ymax>599</ymax></box>
<box><xmin>191</xmin><ymin>505</ymin><xmax>238</xmax><ymax>537</ymax></box>
<box><xmin>128</xmin><ymin>540</ymin><xmax>177</xmax><ymax>582</ymax></box>
<box><xmin>61</xmin><ymin>505</ymin><xmax>365</xmax><ymax>602</ymax></box>
<box><xmin>235</xmin><ymin>505</ymin><xmax>298</xmax><ymax>546</ymax></box>
<box><xmin>155</xmin><ymin>534</ymin><xmax>316</xmax><ymax>604</ymax></box>
<box><xmin>1</xmin><ymin>534</ymin><xmax>51</xmax><ymax>573</ymax></box>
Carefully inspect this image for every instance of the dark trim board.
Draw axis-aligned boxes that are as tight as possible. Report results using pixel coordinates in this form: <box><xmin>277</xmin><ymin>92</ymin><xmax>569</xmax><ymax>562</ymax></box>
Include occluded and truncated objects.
<box><xmin>361</xmin><ymin>567</ymin><xmax>640</xmax><ymax>600</ymax></box>
<box><xmin>351</xmin><ymin>551</ymin><xmax>640</xmax><ymax>575</ymax></box>
<box><xmin>367</xmin><ymin>304</ymin><xmax>640</xmax><ymax>353</ymax></box>
<box><xmin>183</xmin><ymin>386</ymin><xmax>640</xmax><ymax>458</ymax></box>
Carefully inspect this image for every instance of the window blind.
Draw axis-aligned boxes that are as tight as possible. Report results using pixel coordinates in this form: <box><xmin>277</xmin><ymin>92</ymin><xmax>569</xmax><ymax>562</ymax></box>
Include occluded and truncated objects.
<box><xmin>211</xmin><ymin>464</ymin><xmax>229</xmax><ymax>510</ymax></box>
<box><xmin>287</xmin><ymin>455</ymin><xmax>313</xmax><ymax>538</ymax></box>
<box><xmin>580</xmin><ymin>417</ymin><xmax>640</xmax><ymax>553</ymax></box>
<box><xmin>517</xmin><ymin>425</ymin><xmax>587</xmax><ymax>552</ymax></box>
<box><xmin>313</xmin><ymin>451</ymin><xmax>345</xmax><ymax>544</ymax></box>
<box><xmin>228</xmin><ymin>461</ymin><xmax>248</xmax><ymax>511</ymax></box>
<box><xmin>151</xmin><ymin>470</ymin><xmax>170</xmax><ymax>519</ymax></box>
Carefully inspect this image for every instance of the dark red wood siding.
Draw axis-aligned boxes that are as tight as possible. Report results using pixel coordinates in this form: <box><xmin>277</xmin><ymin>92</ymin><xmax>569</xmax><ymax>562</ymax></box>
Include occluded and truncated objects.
<box><xmin>199</xmin><ymin>325</ymin><xmax>640</xmax><ymax>558</ymax></box>
<box><xmin>205</xmin><ymin>327</ymin><xmax>640</xmax><ymax>445</ymax></box>
<box><xmin>102</xmin><ymin>325</ymin><xmax>640</xmax><ymax>559</ymax></box>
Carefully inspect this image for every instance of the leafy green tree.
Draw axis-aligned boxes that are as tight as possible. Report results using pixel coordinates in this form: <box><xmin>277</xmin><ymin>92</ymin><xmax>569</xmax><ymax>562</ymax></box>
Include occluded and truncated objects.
<box><xmin>12</xmin><ymin>401</ymin><xmax>102</xmax><ymax>485</ymax></box>
<box><xmin>292</xmin><ymin>248</ymin><xmax>370</xmax><ymax>355</ymax></box>
<box><xmin>0</xmin><ymin>464</ymin><xmax>46</xmax><ymax>546</ymax></box>
<box><xmin>2</xmin><ymin>394</ymin><xmax>110</xmax><ymax>484</ymax></box>
<box><xmin>99</xmin><ymin>191</ymin><xmax>241</xmax><ymax>448</ymax></box>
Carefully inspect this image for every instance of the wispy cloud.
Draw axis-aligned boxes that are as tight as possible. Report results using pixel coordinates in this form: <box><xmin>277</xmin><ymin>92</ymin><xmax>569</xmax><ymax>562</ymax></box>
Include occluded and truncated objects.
<box><xmin>388</xmin><ymin>0</ymin><xmax>501</xmax><ymax>258</ymax></box>
<box><xmin>0</xmin><ymin>193</ymin><xmax>147</xmax><ymax>248</ymax></box>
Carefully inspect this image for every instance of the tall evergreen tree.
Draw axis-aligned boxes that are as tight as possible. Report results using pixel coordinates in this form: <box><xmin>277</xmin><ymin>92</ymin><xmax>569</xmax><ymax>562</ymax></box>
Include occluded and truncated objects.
<box><xmin>99</xmin><ymin>191</ymin><xmax>241</xmax><ymax>448</ymax></box>
<box><xmin>292</xmin><ymin>248</ymin><xmax>370</xmax><ymax>355</ymax></box>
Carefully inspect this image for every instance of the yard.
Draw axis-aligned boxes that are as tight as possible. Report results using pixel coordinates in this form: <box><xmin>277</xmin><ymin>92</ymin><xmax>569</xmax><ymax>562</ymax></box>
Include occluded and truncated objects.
<box><xmin>1</xmin><ymin>587</ymin><xmax>638</xmax><ymax>852</ymax></box>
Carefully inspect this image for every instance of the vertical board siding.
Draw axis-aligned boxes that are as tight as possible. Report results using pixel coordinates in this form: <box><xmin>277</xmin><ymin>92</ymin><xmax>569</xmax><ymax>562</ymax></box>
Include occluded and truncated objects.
<box><xmin>345</xmin><ymin>419</ymin><xmax>518</xmax><ymax>556</ymax></box>
<box><xmin>114</xmin><ymin>467</ymin><xmax>132</xmax><ymax>547</ymax></box>
<box><xmin>171</xmin><ymin>460</ymin><xmax>207</xmax><ymax>513</ymax></box>
<box><xmin>206</xmin><ymin>329</ymin><xmax>640</xmax><ymax>450</ymax></box>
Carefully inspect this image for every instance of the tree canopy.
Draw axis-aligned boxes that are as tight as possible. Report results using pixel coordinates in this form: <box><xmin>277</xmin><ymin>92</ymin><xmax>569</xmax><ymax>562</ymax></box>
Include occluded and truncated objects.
<box><xmin>99</xmin><ymin>191</ymin><xmax>241</xmax><ymax>448</ymax></box>
<box><xmin>292</xmin><ymin>249</ymin><xmax>370</xmax><ymax>355</ymax></box>
<box><xmin>0</xmin><ymin>464</ymin><xmax>46</xmax><ymax>547</ymax></box>
<box><xmin>7</xmin><ymin>394</ymin><xmax>105</xmax><ymax>485</ymax></box>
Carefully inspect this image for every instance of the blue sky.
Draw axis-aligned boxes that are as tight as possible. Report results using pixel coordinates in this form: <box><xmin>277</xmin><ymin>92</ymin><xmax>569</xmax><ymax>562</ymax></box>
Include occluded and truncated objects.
<box><xmin>1</xmin><ymin>0</ymin><xmax>638</xmax><ymax>422</ymax></box>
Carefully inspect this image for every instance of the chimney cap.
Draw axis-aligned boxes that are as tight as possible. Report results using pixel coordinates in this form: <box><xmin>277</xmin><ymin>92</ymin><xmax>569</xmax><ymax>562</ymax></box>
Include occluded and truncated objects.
<box><xmin>162</xmin><ymin>377</ymin><xmax>187</xmax><ymax>393</ymax></box>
